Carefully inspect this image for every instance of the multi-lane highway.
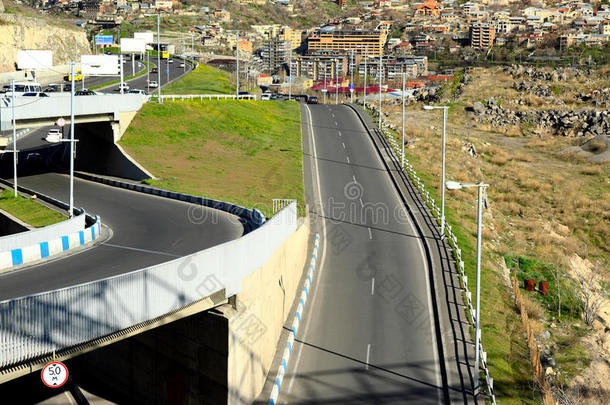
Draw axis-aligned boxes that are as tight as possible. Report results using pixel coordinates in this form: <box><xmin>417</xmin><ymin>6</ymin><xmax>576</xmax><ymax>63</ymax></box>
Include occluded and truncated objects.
<box><xmin>269</xmin><ymin>102</ymin><xmax>478</xmax><ymax>404</ymax></box>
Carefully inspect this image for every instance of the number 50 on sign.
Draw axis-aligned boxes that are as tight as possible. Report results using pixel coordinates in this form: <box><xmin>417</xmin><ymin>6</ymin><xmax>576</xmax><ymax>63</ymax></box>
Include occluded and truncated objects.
<box><xmin>41</xmin><ymin>361</ymin><xmax>69</xmax><ymax>388</ymax></box>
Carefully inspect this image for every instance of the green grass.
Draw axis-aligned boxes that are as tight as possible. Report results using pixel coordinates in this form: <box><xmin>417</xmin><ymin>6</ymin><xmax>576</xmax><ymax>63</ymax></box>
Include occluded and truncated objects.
<box><xmin>119</xmin><ymin>100</ymin><xmax>304</xmax><ymax>218</ymax></box>
<box><xmin>0</xmin><ymin>190</ymin><xmax>65</xmax><ymax>228</ymax></box>
<box><xmin>161</xmin><ymin>64</ymin><xmax>234</xmax><ymax>95</ymax></box>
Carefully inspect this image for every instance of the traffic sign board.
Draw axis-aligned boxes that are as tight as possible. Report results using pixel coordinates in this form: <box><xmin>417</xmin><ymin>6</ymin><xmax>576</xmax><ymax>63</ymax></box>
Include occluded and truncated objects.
<box><xmin>56</xmin><ymin>118</ymin><xmax>65</xmax><ymax>127</ymax></box>
<box><xmin>166</xmin><ymin>69</ymin><xmax>170</xmax><ymax>73</ymax></box>
<box><xmin>41</xmin><ymin>361</ymin><xmax>69</xmax><ymax>388</ymax></box>
<box><xmin>349</xmin><ymin>88</ymin><xmax>354</xmax><ymax>93</ymax></box>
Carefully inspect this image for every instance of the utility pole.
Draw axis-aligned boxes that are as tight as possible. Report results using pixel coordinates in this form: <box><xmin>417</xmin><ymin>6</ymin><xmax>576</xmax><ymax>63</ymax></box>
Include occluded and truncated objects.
<box><xmin>10</xmin><ymin>80</ymin><xmax>17</xmax><ymax>197</ymax></box>
<box><xmin>132</xmin><ymin>53</ymin><xmax>135</xmax><ymax>76</ymax></box>
<box><xmin>69</xmin><ymin>62</ymin><xmax>76</xmax><ymax>217</ymax></box>
<box><xmin>335</xmin><ymin>58</ymin><xmax>339</xmax><ymax>105</ymax></box>
<box><xmin>288</xmin><ymin>47</ymin><xmax>292</xmax><ymax>100</ymax></box>
<box><xmin>323</xmin><ymin>62</ymin><xmax>327</xmax><ymax>104</ymax></box>
<box><xmin>157</xmin><ymin>13</ymin><xmax>161</xmax><ymax>102</ymax></box>
<box><xmin>378</xmin><ymin>53</ymin><xmax>382</xmax><ymax>128</ymax></box>
<box><xmin>147</xmin><ymin>51</ymin><xmax>150</xmax><ymax>91</ymax></box>
<box><xmin>119</xmin><ymin>54</ymin><xmax>124</xmax><ymax>94</ymax></box>
<box><xmin>235</xmin><ymin>31</ymin><xmax>240</xmax><ymax>97</ymax></box>
<box><xmin>364</xmin><ymin>46</ymin><xmax>367</xmax><ymax>107</ymax></box>
<box><xmin>401</xmin><ymin>68</ymin><xmax>406</xmax><ymax>167</ymax></box>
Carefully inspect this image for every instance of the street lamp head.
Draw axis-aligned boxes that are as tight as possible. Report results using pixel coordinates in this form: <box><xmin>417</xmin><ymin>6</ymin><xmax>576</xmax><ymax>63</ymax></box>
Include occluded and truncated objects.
<box><xmin>445</xmin><ymin>181</ymin><xmax>463</xmax><ymax>190</ymax></box>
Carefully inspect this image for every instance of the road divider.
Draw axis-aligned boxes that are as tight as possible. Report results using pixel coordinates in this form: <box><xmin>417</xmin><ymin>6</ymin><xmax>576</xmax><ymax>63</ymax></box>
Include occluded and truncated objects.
<box><xmin>268</xmin><ymin>233</ymin><xmax>320</xmax><ymax>405</ymax></box>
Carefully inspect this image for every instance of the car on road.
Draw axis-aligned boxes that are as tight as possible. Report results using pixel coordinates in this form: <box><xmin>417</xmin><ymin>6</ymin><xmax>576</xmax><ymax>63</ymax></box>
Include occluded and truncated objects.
<box><xmin>168</xmin><ymin>58</ymin><xmax>174</xmax><ymax>63</ymax></box>
<box><xmin>147</xmin><ymin>81</ymin><xmax>159</xmax><ymax>88</ymax></box>
<box><xmin>22</xmin><ymin>92</ymin><xmax>49</xmax><ymax>97</ymax></box>
<box><xmin>179</xmin><ymin>62</ymin><xmax>185</xmax><ymax>68</ymax></box>
<box><xmin>307</xmin><ymin>96</ymin><xmax>318</xmax><ymax>104</ymax></box>
<box><xmin>261</xmin><ymin>93</ymin><xmax>271</xmax><ymax>100</ymax></box>
<box><xmin>127</xmin><ymin>89</ymin><xmax>147</xmax><ymax>95</ymax></box>
<box><xmin>116</xmin><ymin>83</ymin><xmax>130</xmax><ymax>92</ymax></box>
<box><xmin>105</xmin><ymin>51</ymin><xmax>113</xmax><ymax>55</ymax></box>
<box><xmin>45</xmin><ymin>128</ymin><xmax>62</xmax><ymax>143</ymax></box>
<box><xmin>75</xmin><ymin>89</ymin><xmax>97</xmax><ymax>96</ymax></box>
<box><xmin>0</xmin><ymin>85</ymin><xmax>11</xmax><ymax>94</ymax></box>
<box><xmin>151</xmin><ymin>67</ymin><xmax>158</xmax><ymax>74</ymax></box>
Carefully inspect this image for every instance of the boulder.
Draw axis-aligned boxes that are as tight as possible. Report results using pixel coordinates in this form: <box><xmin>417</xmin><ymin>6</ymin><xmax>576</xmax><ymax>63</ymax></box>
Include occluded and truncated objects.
<box><xmin>473</xmin><ymin>101</ymin><xmax>485</xmax><ymax>114</ymax></box>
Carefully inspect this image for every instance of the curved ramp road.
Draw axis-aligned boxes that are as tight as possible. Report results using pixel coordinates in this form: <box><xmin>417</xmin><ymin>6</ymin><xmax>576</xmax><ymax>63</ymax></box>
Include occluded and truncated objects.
<box><xmin>0</xmin><ymin>173</ymin><xmax>244</xmax><ymax>301</ymax></box>
<box><xmin>278</xmin><ymin>104</ymin><xmax>444</xmax><ymax>403</ymax></box>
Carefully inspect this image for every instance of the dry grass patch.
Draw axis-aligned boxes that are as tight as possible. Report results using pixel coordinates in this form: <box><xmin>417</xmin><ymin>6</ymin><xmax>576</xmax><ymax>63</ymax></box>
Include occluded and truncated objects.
<box><xmin>581</xmin><ymin>165</ymin><xmax>602</xmax><ymax>175</ymax></box>
<box><xmin>522</xmin><ymin>295</ymin><xmax>545</xmax><ymax>320</ymax></box>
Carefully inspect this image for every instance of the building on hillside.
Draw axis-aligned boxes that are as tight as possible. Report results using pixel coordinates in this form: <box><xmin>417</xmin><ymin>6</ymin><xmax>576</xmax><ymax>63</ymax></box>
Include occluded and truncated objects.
<box><xmin>154</xmin><ymin>0</ymin><xmax>173</xmax><ymax>9</ymax></box>
<box><xmin>601</xmin><ymin>20</ymin><xmax>610</xmax><ymax>35</ymax></box>
<box><xmin>469</xmin><ymin>22</ymin><xmax>495</xmax><ymax>49</ymax></box>
<box><xmin>337</xmin><ymin>0</ymin><xmax>347</xmax><ymax>6</ymax></box>
<box><xmin>281</xmin><ymin>26</ymin><xmax>303</xmax><ymax>50</ymax></box>
<box><xmin>415</xmin><ymin>0</ymin><xmax>442</xmax><ymax>16</ymax></box>
<box><xmin>306</xmin><ymin>29</ymin><xmax>388</xmax><ymax>56</ymax></box>
<box><xmin>260</xmin><ymin>37</ymin><xmax>291</xmax><ymax>73</ymax></box>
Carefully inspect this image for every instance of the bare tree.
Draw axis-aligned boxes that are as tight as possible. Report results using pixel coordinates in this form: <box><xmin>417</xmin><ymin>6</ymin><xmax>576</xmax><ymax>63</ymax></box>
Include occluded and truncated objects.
<box><xmin>577</xmin><ymin>261</ymin><xmax>608</xmax><ymax>326</ymax></box>
<box><xmin>553</xmin><ymin>380</ymin><xmax>583</xmax><ymax>405</ymax></box>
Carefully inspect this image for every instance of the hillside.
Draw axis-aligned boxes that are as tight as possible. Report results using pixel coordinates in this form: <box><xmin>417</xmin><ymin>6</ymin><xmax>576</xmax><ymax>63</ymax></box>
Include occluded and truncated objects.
<box><xmin>0</xmin><ymin>0</ymin><xmax>90</xmax><ymax>72</ymax></box>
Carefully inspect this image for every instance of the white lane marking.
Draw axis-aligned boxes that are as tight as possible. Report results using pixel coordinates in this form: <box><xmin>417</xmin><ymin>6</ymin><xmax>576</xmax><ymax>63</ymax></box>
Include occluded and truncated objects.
<box><xmin>335</xmin><ymin>121</ymin><xmax>338</xmax><ymax>126</ymax></box>
<box><xmin>352</xmin><ymin>175</ymin><xmax>356</xmax><ymax>182</ymax></box>
<box><xmin>103</xmin><ymin>243</ymin><xmax>181</xmax><ymax>258</ymax></box>
<box><xmin>342</xmin><ymin>142</ymin><xmax>346</xmax><ymax>149</ymax></box>
<box><xmin>338</xmin><ymin>131</ymin><xmax>342</xmax><ymax>137</ymax></box>
<box><xmin>359</xmin><ymin>198</ymin><xmax>364</xmax><ymax>207</ymax></box>
<box><xmin>287</xmin><ymin>105</ymin><xmax>329</xmax><ymax>394</ymax></box>
<box><xmin>331</xmin><ymin>113</ymin><xmax>335</xmax><ymax>117</ymax></box>
<box><xmin>346</xmin><ymin>156</ymin><xmax>350</xmax><ymax>163</ymax></box>
<box><xmin>368</xmin><ymin>227</ymin><xmax>372</xmax><ymax>239</ymax></box>
<box><xmin>63</xmin><ymin>391</ymin><xmax>77</xmax><ymax>405</ymax></box>
<box><xmin>348</xmin><ymin>108</ymin><xmax>443</xmax><ymax>405</ymax></box>
<box><xmin>371</xmin><ymin>277</ymin><xmax>375</xmax><ymax>295</ymax></box>
<box><xmin>366</xmin><ymin>344</ymin><xmax>371</xmax><ymax>370</ymax></box>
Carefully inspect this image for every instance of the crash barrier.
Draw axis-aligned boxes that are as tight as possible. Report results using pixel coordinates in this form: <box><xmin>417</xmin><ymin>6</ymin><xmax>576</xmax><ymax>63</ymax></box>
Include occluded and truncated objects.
<box><xmin>350</xmin><ymin>103</ymin><xmax>497</xmax><ymax>404</ymax></box>
<box><xmin>0</xmin><ymin>201</ymin><xmax>297</xmax><ymax>368</ymax></box>
<box><xmin>0</xmin><ymin>178</ymin><xmax>101</xmax><ymax>270</ymax></box>
<box><xmin>513</xmin><ymin>277</ymin><xmax>557</xmax><ymax>405</ymax></box>
<box><xmin>74</xmin><ymin>172</ymin><xmax>265</xmax><ymax>234</ymax></box>
<box><xmin>268</xmin><ymin>233</ymin><xmax>320</xmax><ymax>405</ymax></box>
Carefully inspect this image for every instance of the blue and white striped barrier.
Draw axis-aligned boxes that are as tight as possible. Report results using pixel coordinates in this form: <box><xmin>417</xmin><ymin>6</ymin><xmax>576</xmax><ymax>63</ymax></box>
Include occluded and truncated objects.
<box><xmin>269</xmin><ymin>233</ymin><xmax>320</xmax><ymax>405</ymax></box>
<box><xmin>0</xmin><ymin>215</ymin><xmax>102</xmax><ymax>270</ymax></box>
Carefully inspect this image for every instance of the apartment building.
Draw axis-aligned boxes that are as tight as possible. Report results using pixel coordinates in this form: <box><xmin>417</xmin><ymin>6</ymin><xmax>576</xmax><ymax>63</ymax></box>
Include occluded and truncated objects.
<box><xmin>260</xmin><ymin>37</ymin><xmax>291</xmax><ymax>73</ymax></box>
<box><xmin>306</xmin><ymin>29</ymin><xmax>388</xmax><ymax>56</ymax></box>
<box><xmin>469</xmin><ymin>22</ymin><xmax>495</xmax><ymax>48</ymax></box>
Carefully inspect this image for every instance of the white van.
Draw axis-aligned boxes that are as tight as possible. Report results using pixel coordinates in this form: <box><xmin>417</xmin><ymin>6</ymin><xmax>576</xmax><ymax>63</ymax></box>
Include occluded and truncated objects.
<box><xmin>3</xmin><ymin>81</ymin><xmax>43</xmax><ymax>96</ymax></box>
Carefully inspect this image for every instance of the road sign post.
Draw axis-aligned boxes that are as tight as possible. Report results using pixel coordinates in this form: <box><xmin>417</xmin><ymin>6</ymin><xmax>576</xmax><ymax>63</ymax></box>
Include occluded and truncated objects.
<box><xmin>41</xmin><ymin>361</ymin><xmax>69</xmax><ymax>388</ymax></box>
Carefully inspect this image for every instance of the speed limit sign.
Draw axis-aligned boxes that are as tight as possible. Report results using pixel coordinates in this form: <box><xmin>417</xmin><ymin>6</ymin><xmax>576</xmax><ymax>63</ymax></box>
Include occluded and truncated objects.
<box><xmin>56</xmin><ymin>118</ymin><xmax>65</xmax><ymax>127</ymax></box>
<box><xmin>41</xmin><ymin>361</ymin><xmax>69</xmax><ymax>388</ymax></box>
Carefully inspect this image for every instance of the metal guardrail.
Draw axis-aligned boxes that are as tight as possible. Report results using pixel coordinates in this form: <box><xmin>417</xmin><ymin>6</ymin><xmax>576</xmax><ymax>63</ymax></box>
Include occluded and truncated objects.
<box><xmin>151</xmin><ymin>94</ymin><xmax>256</xmax><ymax>102</ymax></box>
<box><xmin>375</xmin><ymin>119</ymin><xmax>497</xmax><ymax>404</ymax></box>
<box><xmin>0</xmin><ymin>200</ymin><xmax>297</xmax><ymax>369</ymax></box>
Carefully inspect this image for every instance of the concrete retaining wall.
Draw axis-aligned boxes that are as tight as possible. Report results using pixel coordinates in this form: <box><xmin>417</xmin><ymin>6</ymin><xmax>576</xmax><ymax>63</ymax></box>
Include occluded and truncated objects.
<box><xmin>0</xmin><ymin>210</ymin><xmax>29</xmax><ymax>237</ymax></box>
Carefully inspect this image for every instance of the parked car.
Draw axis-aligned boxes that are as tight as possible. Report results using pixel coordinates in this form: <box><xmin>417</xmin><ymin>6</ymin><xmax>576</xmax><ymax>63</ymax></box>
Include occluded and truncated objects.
<box><xmin>75</xmin><ymin>89</ymin><xmax>97</xmax><ymax>96</ymax></box>
<box><xmin>105</xmin><ymin>51</ymin><xmax>113</xmax><ymax>55</ymax></box>
<box><xmin>22</xmin><ymin>92</ymin><xmax>49</xmax><ymax>97</ymax></box>
<box><xmin>147</xmin><ymin>80</ymin><xmax>159</xmax><ymax>88</ymax></box>
<box><xmin>179</xmin><ymin>62</ymin><xmax>185</xmax><ymax>68</ymax></box>
<box><xmin>0</xmin><ymin>85</ymin><xmax>12</xmax><ymax>94</ymax></box>
<box><xmin>128</xmin><ymin>89</ymin><xmax>147</xmax><ymax>95</ymax></box>
<box><xmin>45</xmin><ymin>128</ymin><xmax>62</xmax><ymax>143</ymax></box>
<box><xmin>261</xmin><ymin>93</ymin><xmax>271</xmax><ymax>101</ymax></box>
<box><xmin>167</xmin><ymin>58</ymin><xmax>174</xmax><ymax>63</ymax></box>
<box><xmin>307</xmin><ymin>96</ymin><xmax>318</xmax><ymax>104</ymax></box>
<box><xmin>116</xmin><ymin>83</ymin><xmax>130</xmax><ymax>92</ymax></box>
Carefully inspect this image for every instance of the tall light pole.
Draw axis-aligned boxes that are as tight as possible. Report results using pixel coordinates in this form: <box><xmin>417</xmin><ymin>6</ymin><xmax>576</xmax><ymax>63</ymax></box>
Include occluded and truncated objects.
<box><xmin>157</xmin><ymin>13</ymin><xmax>161</xmax><ymax>102</ymax></box>
<box><xmin>235</xmin><ymin>31</ymin><xmax>239</xmax><ymax>97</ymax></box>
<box><xmin>401</xmin><ymin>68</ymin><xmax>406</xmax><ymax>167</ymax></box>
<box><xmin>10</xmin><ymin>80</ymin><xmax>17</xmax><ymax>197</ymax></box>
<box><xmin>119</xmin><ymin>54</ymin><xmax>124</xmax><ymax>94</ymax></box>
<box><xmin>424</xmin><ymin>104</ymin><xmax>449</xmax><ymax>237</ymax></box>
<box><xmin>323</xmin><ymin>61</ymin><xmax>327</xmax><ymax>104</ymax></box>
<box><xmin>288</xmin><ymin>47</ymin><xmax>293</xmax><ymax>100</ymax></box>
<box><xmin>363</xmin><ymin>46</ymin><xmax>367</xmax><ymax>107</ymax></box>
<box><xmin>446</xmin><ymin>180</ymin><xmax>489</xmax><ymax>395</ymax></box>
<box><xmin>69</xmin><ymin>62</ymin><xmax>76</xmax><ymax>217</ymax></box>
<box><xmin>378</xmin><ymin>53</ymin><xmax>382</xmax><ymax>128</ymax></box>
<box><xmin>335</xmin><ymin>58</ymin><xmax>339</xmax><ymax>105</ymax></box>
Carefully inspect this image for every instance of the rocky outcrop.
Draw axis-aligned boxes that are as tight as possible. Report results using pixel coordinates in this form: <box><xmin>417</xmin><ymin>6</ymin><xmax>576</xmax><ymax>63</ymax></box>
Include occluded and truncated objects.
<box><xmin>514</xmin><ymin>80</ymin><xmax>552</xmax><ymax>98</ymax></box>
<box><xmin>576</xmin><ymin>88</ymin><xmax>610</xmax><ymax>108</ymax></box>
<box><xmin>473</xmin><ymin>97</ymin><xmax>610</xmax><ymax>138</ymax></box>
<box><xmin>503</xmin><ymin>64</ymin><xmax>587</xmax><ymax>82</ymax></box>
<box><xmin>0</xmin><ymin>14</ymin><xmax>90</xmax><ymax>73</ymax></box>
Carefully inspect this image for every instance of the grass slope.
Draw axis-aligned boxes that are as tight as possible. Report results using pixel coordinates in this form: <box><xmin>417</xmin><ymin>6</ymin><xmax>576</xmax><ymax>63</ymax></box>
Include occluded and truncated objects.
<box><xmin>119</xmin><ymin>100</ymin><xmax>304</xmax><ymax>218</ymax></box>
<box><xmin>162</xmin><ymin>65</ymin><xmax>234</xmax><ymax>95</ymax></box>
<box><xmin>0</xmin><ymin>190</ymin><xmax>65</xmax><ymax>228</ymax></box>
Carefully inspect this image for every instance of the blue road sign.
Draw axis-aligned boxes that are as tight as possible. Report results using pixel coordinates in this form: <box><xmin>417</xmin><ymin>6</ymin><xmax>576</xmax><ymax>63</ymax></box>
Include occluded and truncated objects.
<box><xmin>95</xmin><ymin>35</ymin><xmax>113</xmax><ymax>45</ymax></box>
<box><xmin>166</xmin><ymin>69</ymin><xmax>170</xmax><ymax>73</ymax></box>
<box><xmin>350</xmin><ymin>84</ymin><xmax>354</xmax><ymax>89</ymax></box>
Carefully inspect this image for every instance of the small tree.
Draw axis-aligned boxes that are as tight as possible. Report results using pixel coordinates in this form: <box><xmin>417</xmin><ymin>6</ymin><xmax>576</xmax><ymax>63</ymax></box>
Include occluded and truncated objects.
<box><xmin>577</xmin><ymin>261</ymin><xmax>608</xmax><ymax>326</ymax></box>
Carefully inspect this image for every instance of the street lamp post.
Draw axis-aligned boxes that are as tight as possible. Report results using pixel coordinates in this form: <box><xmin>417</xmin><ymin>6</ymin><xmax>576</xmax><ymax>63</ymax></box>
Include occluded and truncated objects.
<box><xmin>378</xmin><ymin>53</ymin><xmax>382</xmax><ymax>128</ymax></box>
<box><xmin>69</xmin><ymin>62</ymin><xmax>76</xmax><ymax>217</ymax></box>
<box><xmin>235</xmin><ymin>31</ymin><xmax>239</xmax><ymax>97</ymax></box>
<box><xmin>350</xmin><ymin>50</ymin><xmax>354</xmax><ymax>104</ymax></box>
<box><xmin>401</xmin><ymin>69</ymin><xmax>405</xmax><ymax>167</ymax></box>
<box><xmin>335</xmin><ymin>58</ymin><xmax>339</xmax><ymax>105</ymax></box>
<box><xmin>289</xmin><ymin>47</ymin><xmax>292</xmax><ymax>101</ymax></box>
<box><xmin>363</xmin><ymin>46</ymin><xmax>367</xmax><ymax>108</ymax></box>
<box><xmin>424</xmin><ymin>104</ymin><xmax>449</xmax><ymax>237</ymax></box>
<box><xmin>323</xmin><ymin>62</ymin><xmax>327</xmax><ymax>104</ymax></box>
<box><xmin>157</xmin><ymin>13</ymin><xmax>162</xmax><ymax>103</ymax></box>
<box><xmin>10</xmin><ymin>80</ymin><xmax>17</xmax><ymax>197</ymax></box>
<box><xmin>446</xmin><ymin>180</ymin><xmax>489</xmax><ymax>395</ymax></box>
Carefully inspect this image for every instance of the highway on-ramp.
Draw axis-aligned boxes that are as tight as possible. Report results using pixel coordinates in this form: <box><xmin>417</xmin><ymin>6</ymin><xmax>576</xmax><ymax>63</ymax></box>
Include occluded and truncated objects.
<box><xmin>0</xmin><ymin>172</ymin><xmax>244</xmax><ymax>301</ymax></box>
<box><xmin>279</xmin><ymin>104</ymin><xmax>445</xmax><ymax>403</ymax></box>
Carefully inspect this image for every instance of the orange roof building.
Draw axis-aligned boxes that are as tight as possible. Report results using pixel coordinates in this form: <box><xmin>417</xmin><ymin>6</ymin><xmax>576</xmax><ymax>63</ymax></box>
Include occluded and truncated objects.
<box><xmin>415</xmin><ymin>0</ymin><xmax>442</xmax><ymax>16</ymax></box>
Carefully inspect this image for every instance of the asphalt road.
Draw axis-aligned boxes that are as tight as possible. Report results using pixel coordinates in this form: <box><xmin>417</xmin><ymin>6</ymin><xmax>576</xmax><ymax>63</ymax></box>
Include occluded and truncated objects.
<box><xmin>278</xmin><ymin>104</ymin><xmax>444</xmax><ymax>403</ymax></box>
<box><xmin>0</xmin><ymin>172</ymin><xmax>244</xmax><ymax>301</ymax></box>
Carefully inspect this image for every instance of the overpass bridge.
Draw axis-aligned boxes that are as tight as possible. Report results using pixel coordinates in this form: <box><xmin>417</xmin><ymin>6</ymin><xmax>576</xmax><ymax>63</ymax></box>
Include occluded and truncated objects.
<box><xmin>0</xmin><ymin>94</ymin><xmax>146</xmax><ymax>142</ymax></box>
